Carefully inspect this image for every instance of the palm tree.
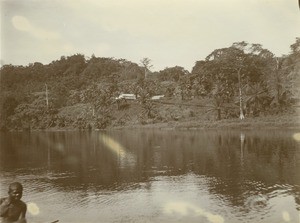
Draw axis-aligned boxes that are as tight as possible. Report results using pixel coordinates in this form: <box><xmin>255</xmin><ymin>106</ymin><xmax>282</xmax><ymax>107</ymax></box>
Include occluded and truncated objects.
<box><xmin>244</xmin><ymin>83</ymin><xmax>268</xmax><ymax>116</ymax></box>
<box><xmin>206</xmin><ymin>81</ymin><xmax>237</xmax><ymax>120</ymax></box>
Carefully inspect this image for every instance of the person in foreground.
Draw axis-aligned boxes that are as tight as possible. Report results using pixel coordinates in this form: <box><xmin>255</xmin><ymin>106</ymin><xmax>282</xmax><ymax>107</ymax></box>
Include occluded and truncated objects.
<box><xmin>0</xmin><ymin>182</ymin><xmax>27</xmax><ymax>223</ymax></box>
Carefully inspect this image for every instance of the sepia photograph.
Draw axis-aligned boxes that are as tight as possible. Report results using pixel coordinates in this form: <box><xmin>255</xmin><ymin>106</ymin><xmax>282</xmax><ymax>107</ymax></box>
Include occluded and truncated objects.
<box><xmin>1</xmin><ymin>0</ymin><xmax>300</xmax><ymax>222</ymax></box>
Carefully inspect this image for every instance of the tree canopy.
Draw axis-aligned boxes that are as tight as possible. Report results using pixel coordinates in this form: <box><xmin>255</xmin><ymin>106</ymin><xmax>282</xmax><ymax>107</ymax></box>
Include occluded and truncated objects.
<box><xmin>1</xmin><ymin>38</ymin><xmax>299</xmax><ymax>130</ymax></box>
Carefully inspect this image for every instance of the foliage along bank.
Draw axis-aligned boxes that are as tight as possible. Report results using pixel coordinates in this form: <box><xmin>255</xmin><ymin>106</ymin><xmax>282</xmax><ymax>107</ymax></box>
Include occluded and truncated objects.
<box><xmin>0</xmin><ymin>39</ymin><xmax>299</xmax><ymax>131</ymax></box>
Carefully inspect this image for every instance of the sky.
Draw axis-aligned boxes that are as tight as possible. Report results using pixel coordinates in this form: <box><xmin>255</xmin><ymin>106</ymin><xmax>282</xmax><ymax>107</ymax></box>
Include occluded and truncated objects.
<box><xmin>1</xmin><ymin>0</ymin><xmax>299</xmax><ymax>71</ymax></box>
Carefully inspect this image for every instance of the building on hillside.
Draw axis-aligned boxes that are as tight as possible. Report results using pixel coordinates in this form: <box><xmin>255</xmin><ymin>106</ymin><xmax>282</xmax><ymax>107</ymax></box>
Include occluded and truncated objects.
<box><xmin>115</xmin><ymin>93</ymin><xmax>137</xmax><ymax>100</ymax></box>
<box><xmin>151</xmin><ymin>95</ymin><xmax>165</xmax><ymax>100</ymax></box>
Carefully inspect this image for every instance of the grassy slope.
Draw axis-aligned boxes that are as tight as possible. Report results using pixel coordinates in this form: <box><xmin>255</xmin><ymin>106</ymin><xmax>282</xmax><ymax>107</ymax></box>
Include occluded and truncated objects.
<box><xmin>106</xmin><ymin>100</ymin><xmax>300</xmax><ymax>130</ymax></box>
<box><xmin>52</xmin><ymin>97</ymin><xmax>300</xmax><ymax>130</ymax></box>
<box><xmin>111</xmin><ymin>113</ymin><xmax>300</xmax><ymax>130</ymax></box>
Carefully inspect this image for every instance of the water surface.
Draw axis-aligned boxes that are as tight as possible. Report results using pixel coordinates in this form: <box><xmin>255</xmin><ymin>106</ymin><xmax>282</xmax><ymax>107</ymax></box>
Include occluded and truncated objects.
<box><xmin>0</xmin><ymin>129</ymin><xmax>299</xmax><ymax>223</ymax></box>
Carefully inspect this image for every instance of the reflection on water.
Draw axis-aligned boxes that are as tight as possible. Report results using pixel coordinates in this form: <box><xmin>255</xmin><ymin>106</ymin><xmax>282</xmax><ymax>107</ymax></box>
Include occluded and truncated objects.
<box><xmin>0</xmin><ymin>129</ymin><xmax>300</xmax><ymax>223</ymax></box>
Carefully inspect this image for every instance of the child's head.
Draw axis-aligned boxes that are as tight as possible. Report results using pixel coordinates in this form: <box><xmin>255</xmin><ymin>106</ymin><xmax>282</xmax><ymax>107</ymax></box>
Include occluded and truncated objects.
<box><xmin>8</xmin><ymin>182</ymin><xmax>23</xmax><ymax>202</ymax></box>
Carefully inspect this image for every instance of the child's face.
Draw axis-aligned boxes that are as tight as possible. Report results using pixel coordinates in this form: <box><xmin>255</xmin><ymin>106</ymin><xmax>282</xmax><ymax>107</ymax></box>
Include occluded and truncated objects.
<box><xmin>8</xmin><ymin>185</ymin><xmax>23</xmax><ymax>202</ymax></box>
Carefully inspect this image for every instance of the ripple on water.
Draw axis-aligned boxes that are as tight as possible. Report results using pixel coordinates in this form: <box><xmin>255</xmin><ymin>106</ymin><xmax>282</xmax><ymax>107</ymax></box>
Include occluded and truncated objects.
<box><xmin>267</xmin><ymin>184</ymin><xmax>295</xmax><ymax>198</ymax></box>
<box><xmin>236</xmin><ymin>181</ymin><xmax>299</xmax><ymax>222</ymax></box>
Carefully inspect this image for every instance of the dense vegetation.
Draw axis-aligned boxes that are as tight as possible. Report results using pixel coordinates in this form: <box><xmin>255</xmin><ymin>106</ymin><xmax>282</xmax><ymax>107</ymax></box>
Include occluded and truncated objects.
<box><xmin>1</xmin><ymin>39</ymin><xmax>299</xmax><ymax>131</ymax></box>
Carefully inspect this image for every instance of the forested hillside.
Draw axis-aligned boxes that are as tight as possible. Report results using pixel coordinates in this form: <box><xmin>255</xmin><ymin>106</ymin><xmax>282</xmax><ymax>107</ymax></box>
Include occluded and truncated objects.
<box><xmin>1</xmin><ymin>39</ymin><xmax>299</xmax><ymax>131</ymax></box>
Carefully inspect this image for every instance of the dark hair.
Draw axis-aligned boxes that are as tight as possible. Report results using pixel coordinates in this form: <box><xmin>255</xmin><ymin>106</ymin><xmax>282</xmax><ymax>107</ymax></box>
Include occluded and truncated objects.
<box><xmin>9</xmin><ymin>182</ymin><xmax>23</xmax><ymax>192</ymax></box>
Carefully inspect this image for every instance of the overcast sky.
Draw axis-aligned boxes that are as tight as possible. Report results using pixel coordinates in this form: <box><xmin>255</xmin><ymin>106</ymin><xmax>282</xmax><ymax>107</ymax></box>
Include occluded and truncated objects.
<box><xmin>1</xmin><ymin>0</ymin><xmax>299</xmax><ymax>71</ymax></box>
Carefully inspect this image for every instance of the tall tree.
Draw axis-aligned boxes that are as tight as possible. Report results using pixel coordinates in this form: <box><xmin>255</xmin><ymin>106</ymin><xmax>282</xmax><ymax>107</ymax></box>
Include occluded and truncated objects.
<box><xmin>140</xmin><ymin>58</ymin><xmax>153</xmax><ymax>79</ymax></box>
<box><xmin>202</xmin><ymin>42</ymin><xmax>274</xmax><ymax>119</ymax></box>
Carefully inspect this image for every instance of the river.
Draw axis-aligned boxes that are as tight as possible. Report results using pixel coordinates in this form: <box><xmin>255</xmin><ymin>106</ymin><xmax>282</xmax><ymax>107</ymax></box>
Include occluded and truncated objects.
<box><xmin>0</xmin><ymin>129</ymin><xmax>299</xmax><ymax>223</ymax></box>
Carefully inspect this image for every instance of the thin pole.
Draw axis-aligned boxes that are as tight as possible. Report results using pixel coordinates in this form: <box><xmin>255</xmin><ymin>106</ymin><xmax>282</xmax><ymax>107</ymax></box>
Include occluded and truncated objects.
<box><xmin>45</xmin><ymin>83</ymin><xmax>49</xmax><ymax>109</ymax></box>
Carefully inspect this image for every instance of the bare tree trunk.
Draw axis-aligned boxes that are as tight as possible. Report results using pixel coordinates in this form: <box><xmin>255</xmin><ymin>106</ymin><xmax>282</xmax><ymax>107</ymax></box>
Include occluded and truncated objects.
<box><xmin>217</xmin><ymin>108</ymin><xmax>221</xmax><ymax>120</ymax></box>
<box><xmin>238</xmin><ymin>69</ymin><xmax>245</xmax><ymax>120</ymax></box>
<box><xmin>275</xmin><ymin>58</ymin><xmax>281</xmax><ymax>107</ymax></box>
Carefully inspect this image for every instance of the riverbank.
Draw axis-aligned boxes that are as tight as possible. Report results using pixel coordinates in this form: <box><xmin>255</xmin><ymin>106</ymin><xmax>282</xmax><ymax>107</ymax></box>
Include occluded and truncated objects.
<box><xmin>109</xmin><ymin>114</ymin><xmax>300</xmax><ymax>130</ymax></box>
<box><xmin>2</xmin><ymin>113</ymin><xmax>299</xmax><ymax>132</ymax></box>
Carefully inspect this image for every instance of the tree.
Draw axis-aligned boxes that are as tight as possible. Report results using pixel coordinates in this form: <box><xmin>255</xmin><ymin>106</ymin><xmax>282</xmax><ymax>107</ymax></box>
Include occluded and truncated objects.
<box><xmin>244</xmin><ymin>82</ymin><xmax>269</xmax><ymax>116</ymax></box>
<box><xmin>179</xmin><ymin>75</ymin><xmax>192</xmax><ymax>100</ymax></box>
<box><xmin>10</xmin><ymin>93</ymin><xmax>56</xmax><ymax>129</ymax></box>
<box><xmin>156</xmin><ymin>66</ymin><xmax>189</xmax><ymax>82</ymax></box>
<box><xmin>0</xmin><ymin>94</ymin><xmax>19</xmax><ymax>129</ymax></box>
<box><xmin>265</xmin><ymin>57</ymin><xmax>290</xmax><ymax>110</ymax></box>
<box><xmin>202</xmin><ymin>42</ymin><xmax>274</xmax><ymax>119</ymax></box>
<box><xmin>141</xmin><ymin>100</ymin><xmax>157</xmax><ymax>119</ymax></box>
<box><xmin>140</xmin><ymin>58</ymin><xmax>153</xmax><ymax>79</ymax></box>
<box><xmin>284</xmin><ymin>38</ymin><xmax>300</xmax><ymax>104</ymax></box>
<box><xmin>191</xmin><ymin>60</ymin><xmax>214</xmax><ymax>96</ymax></box>
<box><xmin>107</xmin><ymin>73</ymin><xmax>120</xmax><ymax>97</ymax></box>
<box><xmin>205</xmin><ymin>80</ymin><xmax>238</xmax><ymax>120</ymax></box>
<box><xmin>117</xmin><ymin>59</ymin><xmax>143</xmax><ymax>80</ymax></box>
<box><xmin>205</xmin><ymin>46</ymin><xmax>246</xmax><ymax>119</ymax></box>
<box><xmin>262</xmin><ymin>38</ymin><xmax>300</xmax><ymax>112</ymax></box>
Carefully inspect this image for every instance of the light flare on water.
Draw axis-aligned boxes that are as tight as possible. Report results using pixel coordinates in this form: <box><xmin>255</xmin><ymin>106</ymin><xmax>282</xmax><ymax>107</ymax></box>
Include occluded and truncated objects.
<box><xmin>282</xmin><ymin>211</ymin><xmax>291</xmax><ymax>222</ymax></box>
<box><xmin>98</xmin><ymin>133</ymin><xmax>126</xmax><ymax>158</ymax></box>
<box><xmin>27</xmin><ymin>202</ymin><xmax>39</xmax><ymax>216</ymax></box>
<box><xmin>164</xmin><ymin>201</ymin><xmax>224</xmax><ymax>223</ymax></box>
<box><xmin>293</xmin><ymin>133</ymin><xmax>300</xmax><ymax>141</ymax></box>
